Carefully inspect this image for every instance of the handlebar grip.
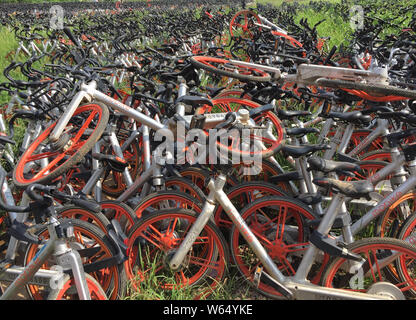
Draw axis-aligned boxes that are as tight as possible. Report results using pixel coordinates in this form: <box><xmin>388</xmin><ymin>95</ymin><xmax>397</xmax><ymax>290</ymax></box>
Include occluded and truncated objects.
<box><xmin>63</xmin><ymin>27</ymin><xmax>81</xmax><ymax>48</ymax></box>
<box><xmin>25</xmin><ymin>184</ymin><xmax>49</xmax><ymax>202</ymax></box>
<box><xmin>72</xmin><ymin>198</ymin><xmax>102</xmax><ymax>213</ymax></box>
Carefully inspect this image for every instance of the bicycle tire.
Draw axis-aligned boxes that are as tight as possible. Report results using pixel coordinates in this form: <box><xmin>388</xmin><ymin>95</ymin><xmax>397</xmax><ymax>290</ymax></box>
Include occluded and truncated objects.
<box><xmin>101</xmin><ymin>200</ymin><xmax>138</xmax><ymax>234</ymax></box>
<box><xmin>213</xmin><ymin>181</ymin><xmax>288</xmax><ymax>232</ymax></box>
<box><xmin>191</xmin><ymin>56</ymin><xmax>271</xmax><ymax>83</ymax></box>
<box><xmin>165</xmin><ymin>176</ymin><xmax>206</xmax><ymax>202</ymax></box>
<box><xmin>124</xmin><ymin>208</ymin><xmax>229</xmax><ymax>299</ymax></box>
<box><xmin>229</xmin><ymin>10</ymin><xmax>262</xmax><ymax>39</ymax></box>
<box><xmin>229</xmin><ymin>195</ymin><xmax>315</xmax><ymax>299</ymax></box>
<box><xmin>321</xmin><ymin>237</ymin><xmax>416</xmax><ymax>299</ymax></box>
<box><xmin>396</xmin><ymin>213</ymin><xmax>416</xmax><ymax>296</ymax></box>
<box><xmin>48</xmin><ymin>273</ymin><xmax>108</xmax><ymax>300</ymax></box>
<box><xmin>359</xmin><ymin>149</ymin><xmax>392</xmax><ymax>162</ymax></box>
<box><xmin>13</xmin><ymin>101</ymin><xmax>109</xmax><ymax>188</ymax></box>
<box><xmin>375</xmin><ymin>192</ymin><xmax>416</xmax><ymax>238</ymax></box>
<box><xmin>56</xmin><ymin>205</ymin><xmax>112</xmax><ymax>235</ymax></box>
<box><xmin>134</xmin><ymin>190</ymin><xmax>203</xmax><ymax>219</ymax></box>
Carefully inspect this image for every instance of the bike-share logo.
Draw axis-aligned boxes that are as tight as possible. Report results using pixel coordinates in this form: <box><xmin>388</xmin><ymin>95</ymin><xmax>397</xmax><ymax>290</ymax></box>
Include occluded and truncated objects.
<box><xmin>153</xmin><ymin>121</ymin><xmax>264</xmax><ymax>176</ymax></box>
<box><xmin>50</xmin><ymin>5</ymin><xmax>64</xmax><ymax>30</ymax></box>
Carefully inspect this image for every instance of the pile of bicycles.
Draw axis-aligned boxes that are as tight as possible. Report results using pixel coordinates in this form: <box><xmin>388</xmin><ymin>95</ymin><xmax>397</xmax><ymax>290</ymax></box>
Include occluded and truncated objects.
<box><xmin>1</xmin><ymin>0</ymin><xmax>416</xmax><ymax>300</ymax></box>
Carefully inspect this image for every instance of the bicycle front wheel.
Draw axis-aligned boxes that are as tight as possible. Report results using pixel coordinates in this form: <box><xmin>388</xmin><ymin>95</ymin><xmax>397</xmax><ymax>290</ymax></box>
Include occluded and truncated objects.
<box><xmin>49</xmin><ymin>273</ymin><xmax>108</xmax><ymax>300</ymax></box>
<box><xmin>321</xmin><ymin>237</ymin><xmax>416</xmax><ymax>299</ymax></box>
<box><xmin>24</xmin><ymin>219</ymin><xmax>126</xmax><ymax>300</ymax></box>
<box><xmin>13</xmin><ymin>101</ymin><xmax>109</xmax><ymax>188</ymax></box>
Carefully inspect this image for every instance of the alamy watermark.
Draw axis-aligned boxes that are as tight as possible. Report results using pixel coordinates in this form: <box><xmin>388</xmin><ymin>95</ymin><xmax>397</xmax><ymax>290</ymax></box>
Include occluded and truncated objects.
<box><xmin>350</xmin><ymin>5</ymin><xmax>364</xmax><ymax>31</ymax></box>
<box><xmin>50</xmin><ymin>5</ymin><xmax>64</xmax><ymax>30</ymax></box>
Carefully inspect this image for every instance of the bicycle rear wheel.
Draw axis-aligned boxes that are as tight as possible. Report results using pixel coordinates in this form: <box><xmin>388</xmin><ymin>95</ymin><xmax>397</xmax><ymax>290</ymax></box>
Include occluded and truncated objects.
<box><xmin>125</xmin><ymin>209</ymin><xmax>228</xmax><ymax>299</ymax></box>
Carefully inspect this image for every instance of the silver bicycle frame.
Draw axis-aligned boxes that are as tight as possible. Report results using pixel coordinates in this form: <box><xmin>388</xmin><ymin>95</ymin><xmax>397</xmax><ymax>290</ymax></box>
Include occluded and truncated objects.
<box><xmin>166</xmin><ymin>172</ymin><xmax>395</xmax><ymax>300</ymax></box>
<box><xmin>0</xmin><ymin>218</ymin><xmax>91</xmax><ymax>300</ymax></box>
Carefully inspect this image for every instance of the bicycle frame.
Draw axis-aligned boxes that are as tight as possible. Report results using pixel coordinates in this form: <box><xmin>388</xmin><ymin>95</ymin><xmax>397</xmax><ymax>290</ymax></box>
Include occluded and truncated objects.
<box><xmin>166</xmin><ymin>172</ymin><xmax>399</xmax><ymax>300</ymax></box>
<box><xmin>0</xmin><ymin>216</ymin><xmax>92</xmax><ymax>300</ymax></box>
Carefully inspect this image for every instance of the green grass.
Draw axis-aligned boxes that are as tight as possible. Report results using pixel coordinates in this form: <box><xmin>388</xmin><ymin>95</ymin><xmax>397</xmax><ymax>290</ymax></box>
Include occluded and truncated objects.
<box><xmin>0</xmin><ymin>27</ymin><xmax>19</xmax><ymax>105</ymax></box>
<box><xmin>122</xmin><ymin>247</ymin><xmax>256</xmax><ymax>300</ymax></box>
<box><xmin>257</xmin><ymin>0</ymin><xmax>341</xmax><ymax>5</ymax></box>
<box><xmin>0</xmin><ymin>0</ymin><xmax>146</xmax><ymax>3</ymax></box>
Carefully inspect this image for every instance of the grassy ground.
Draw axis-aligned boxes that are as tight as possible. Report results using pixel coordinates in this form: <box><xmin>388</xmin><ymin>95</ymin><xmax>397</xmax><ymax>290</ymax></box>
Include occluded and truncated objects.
<box><xmin>0</xmin><ymin>27</ymin><xmax>19</xmax><ymax>105</ymax></box>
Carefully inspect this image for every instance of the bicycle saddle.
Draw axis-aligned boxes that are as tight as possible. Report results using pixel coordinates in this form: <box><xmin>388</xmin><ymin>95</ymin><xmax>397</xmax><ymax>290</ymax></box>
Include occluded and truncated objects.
<box><xmin>327</xmin><ymin>111</ymin><xmax>372</xmax><ymax>125</ymax></box>
<box><xmin>277</xmin><ymin>109</ymin><xmax>312</xmax><ymax>120</ymax></box>
<box><xmin>296</xmin><ymin>192</ymin><xmax>322</xmax><ymax>205</ymax></box>
<box><xmin>286</xmin><ymin>127</ymin><xmax>320</xmax><ymax>137</ymax></box>
<box><xmin>307</xmin><ymin>156</ymin><xmax>360</xmax><ymax>173</ymax></box>
<box><xmin>91</xmin><ymin>153</ymin><xmax>128</xmax><ymax>173</ymax></box>
<box><xmin>204</xmin><ymin>86</ymin><xmax>226</xmax><ymax>98</ymax></box>
<box><xmin>313</xmin><ymin>178</ymin><xmax>374</xmax><ymax>198</ymax></box>
<box><xmin>281</xmin><ymin>144</ymin><xmax>331</xmax><ymax>158</ymax></box>
<box><xmin>175</xmin><ymin>95</ymin><xmax>214</xmax><ymax>108</ymax></box>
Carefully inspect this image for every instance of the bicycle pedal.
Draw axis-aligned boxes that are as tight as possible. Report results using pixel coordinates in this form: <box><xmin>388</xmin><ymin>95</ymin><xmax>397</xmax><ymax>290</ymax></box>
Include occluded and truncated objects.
<box><xmin>253</xmin><ymin>266</ymin><xmax>294</xmax><ymax>299</ymax></box>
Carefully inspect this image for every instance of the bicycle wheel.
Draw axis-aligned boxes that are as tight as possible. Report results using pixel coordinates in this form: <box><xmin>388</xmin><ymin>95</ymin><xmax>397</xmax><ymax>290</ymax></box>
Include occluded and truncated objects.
<box><xmin>342</xmin><ymin>160</ymin><xmax>390</xmax><ymax>182</ymax></box>
<box><xmin>376</xmin><ymin>192</ymin><xmax>416</xmax><ymax>238</ymax></box>
<box><xmin>229</xmin><ymin>10</ymin><xmax>262</xmax><ymax>39</ymax></box>
<box><xmin>396</xmin><ymin>214</ymin><xmax>416</xmax><ymax>296</ymax></box>
<box><xmin>125</xmin><ymin>209</ymin><xmax>229</xmax><ymax>299</ymax></box>
<box><xmin>344</xmin><ymin>129</ymin><xmax>384</xmax><ymax>156</ymax></box>
<box><xmin>179</xmin><ymin>166</ymin><xmax>238</xmax><ymax>194</ymax></box>
<box><xmin>134</xmin><ymin>190</ymin><xmax>203</xmax><ymax>219</ymax></box>
<box><xmin>56</xmin><ymin>205</ymin><xmax>112</xmax><ymax>234</ymax></box>
<box><xmin>231</xmin><ymin>159</ymin><xmax>294</xmax><ymax>195</ymax></box>
<box><xmin>229</xmin><ymin>196</ymin><xmax>315</xmax><ymax>299</ymax></box>
<box><xmin>13</xmin><ymin>101</ymin><xmax>109</xmax><ymax>188</ymax></box>
<box><xmin>214</xmin><ymin>117</ymin><xmax>285</xmax><ymax>160</ymax></box>
<box><xmin>200</xmin><ymin>97</ymin><xmax>285</xmax><ymax>159</ymax></box>
<box><xmin>165</xmin><ymin>176</ymin><xmax>206</xmax><ymax>202</ymax></box>
<box><xmin>24</xmin><ymin>219</ymin><xmax>126</xmax><ymax>300</ymax></box>
<box><xmin>214</xmin><ymin>181</ymin><xmax>288</xmax><ymax>232</ymax></box>
<box><xmin>49</xmin><ymin>273</ymin><xmax>108</xmax><ymax>300</ymax></box>
<box><xmin>321</xmin><ymin>237</ymin><xmax>416</xmax><ymax>298</ymax></box>
<box><xmin>360</xmin><ymin>149</ymin><xmax>392</xmax><ymax>162</ymax></box>
<box><xmin>101</xmin><ymin>200</ymin><xmax>138</xmax><ymax>234</ymax></box>
<box><xmin>191</xmin><ymin>56</ymin><xmax>271</xmax><ymax>83</ymax></box>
